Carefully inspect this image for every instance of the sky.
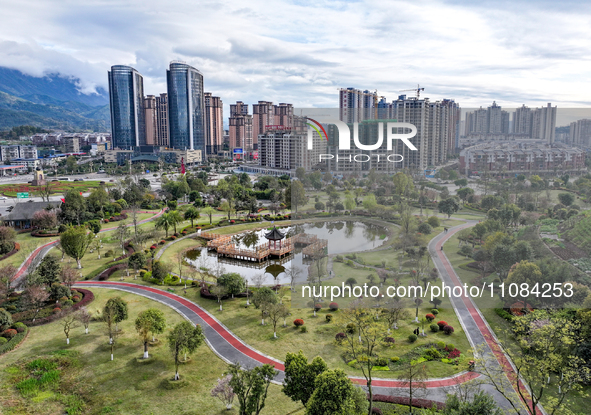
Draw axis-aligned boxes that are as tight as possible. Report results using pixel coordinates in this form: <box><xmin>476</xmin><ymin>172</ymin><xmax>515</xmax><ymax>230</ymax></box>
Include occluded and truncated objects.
<box><xmin>2</xmin><ymin>0</ymin><xmax>591</xmax><ymax>116</ymax></box>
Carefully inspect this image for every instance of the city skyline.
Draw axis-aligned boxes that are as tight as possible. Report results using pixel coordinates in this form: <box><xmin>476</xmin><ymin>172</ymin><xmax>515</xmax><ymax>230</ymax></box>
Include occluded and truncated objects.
<box><xmin>2</xmin><ymin>0</ymin><xmax>591</xmax><ymax>115</ymax></box>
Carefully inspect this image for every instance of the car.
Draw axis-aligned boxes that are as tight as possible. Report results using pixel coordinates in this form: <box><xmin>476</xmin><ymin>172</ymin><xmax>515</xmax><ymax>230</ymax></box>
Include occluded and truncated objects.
<box><xmin>109</xmin><ymin>179</ymin><xmax>115</xmax><ymax>182</ymax></box>
<box><xmin>0</xmin><ymin>197</ymin><xmax>6</xmax><ymax>200</ymax></box>
<box><xmin>7</xmin><ymin>206</ymin><xmax>13</xmax><ymax>212</ymax></box>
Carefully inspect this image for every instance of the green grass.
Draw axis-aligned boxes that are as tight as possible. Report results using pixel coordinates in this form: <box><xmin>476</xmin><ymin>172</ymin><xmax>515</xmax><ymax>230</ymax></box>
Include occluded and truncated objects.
<box><xmin>0</xmin><ymin>180</ymin><xmax>110</xmax><ymax>197</ymax></box>
<box><xmin>0</xmin><ymin>288</ymin><xmax>304</xmax><ymax>415</ymax></box>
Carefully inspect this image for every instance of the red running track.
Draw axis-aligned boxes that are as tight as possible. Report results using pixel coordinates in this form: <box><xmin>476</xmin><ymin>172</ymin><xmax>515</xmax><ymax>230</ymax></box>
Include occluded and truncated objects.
<box><xmin>77</xmin><ymin>280</ymin><xmax>481</xmax><ymax>388</ymax></box>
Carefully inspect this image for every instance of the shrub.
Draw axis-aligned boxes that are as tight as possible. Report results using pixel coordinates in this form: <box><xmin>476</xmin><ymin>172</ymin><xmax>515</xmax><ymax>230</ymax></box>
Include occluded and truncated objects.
<box><xmin>293</xmin><ymin>319</ymin><xmax>304</xmax><ymax>327</ymax></box>
<box><xmin>446</xmin><ymin>343</ymin><xmax>455</xmax><ymax>350</ymax></box>
<box><xmin>325</xmin><ymin>314</ymin><xmax>333</xmax><ymax>322</ymax></box>
<box><xmin>417</xmin><ymin>223</ymin><xmax>433</xmax><ymax>235</ymax></box>
<box><xmin>443</xmin><ymin>325</ymin><xmax>454</xmax><ymax>335</ymax></box>
<box><xmin>346</xmin><ymin>322</ymin><xmax>356</xmax><ymax>334</ymax></box>
<box><xmin>431</xmin><ymin>309</ymin><xmax>439</xmax><ymax>315</ymax></box>
<box><xmin>329</xmin><ymin>302</ymin><xmax>339</xmax><ymax>311</ymax></box>
<box><xmin>300</xmin><ymin>326</ymin><xmax>307</xmax><ymax>333</ymax></box>
<box><xmin>437</xmin><ymin>341</ymin><xmax>446</xmax><ymax>349</ymax></box>
<box><xmin>62</xmin><ymin>299</ymin><xmax>74</xmax><ymax>308</ymax></box>
<box><xmin>13</xmin><ymin>322</ymin><xmax>26</xmax><ymax>333</ymax></box>
<box><xmin>383</xmin><ymin>337</ymin><xmax>395</xmax><ymax>346</ymax></box>
<box><xmin>425</xmin><ymin>313</ymin><xmax>435</xmax><ymax>322</ymax></box>
<box><xmin>53</xmin><ymin>308</ymin><xmax>61</xmax><ymax>314</ymax></box>
<box><xmin>408</xmin><ymin>334</ymin><xmax>418</xmax><ymax>342</ymax></box>
<box><xmin>2</xmin><ymin>329</ymin><xmax>17</xmax><ymax>338</ymax></box>
<box><xmin>335</xmin><ymin>332</ymin><xmax>346</xmax><ymax>342</ymax></box>
<box><xmin>314</xmin><ymin>303</ymin><xmax>322</xmax><ymax>312</ymax></box>
<box><xmin>430</xmin><ymin>323</ymin><xmax>439</xmax><ymax>332</ymax></box>
<box><xmin>371</xmin><ymin>407</ymin><xmax>383</xmax><ymax>415</ymax></box>
<box><xmin>0</xmin><ymin>337</ymin><xmax>6</xmax><ymax>345</ymax></box>
<box><xmin>427</xmin><ymin>216</ymin><xmax>440</xmax><ymax>228</ymax></box>
<box><xmin>375</xmin><ymin>357</ymin><xmax>388</xmax><ymax>367</ymax></box>
<box><xmin>72</xmin><ymin>296</ymin><xmax>81</xmax><ymax>303</ymax></box>
<box><xmin>423</xmin><ymin>348</ymin><xmax>442</xmax><ymax>360</ymax></box>
<box><xmin>159</xmin><ymin>240</ymin><xmax>166</xmax><ymax>245</ymax></box>
<box><xmin>390</xmin><ymin>356</ymin><xmax>400</xmax><ymax>363</ymax></box>
<box><xmin>170</xmin><ymin>235</ymin><xmax>177</xmax><ymax>240</ymax></box>
<box><xmin>437</xmin><ymin>321</ymin><xmax>448</xmax><ymax>329</ymax></box>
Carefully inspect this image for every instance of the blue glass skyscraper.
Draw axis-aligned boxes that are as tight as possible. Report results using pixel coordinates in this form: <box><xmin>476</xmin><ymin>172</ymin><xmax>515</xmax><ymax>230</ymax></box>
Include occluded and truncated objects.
<box><xmin>108</xmin><ymin>65</ymin><xmax>145</xmax><ymax>149</ymax></box>
<box><xmin>167</xmin><ymin>61</ymin><xmax>206</xmax><ymax>154</ymax></box>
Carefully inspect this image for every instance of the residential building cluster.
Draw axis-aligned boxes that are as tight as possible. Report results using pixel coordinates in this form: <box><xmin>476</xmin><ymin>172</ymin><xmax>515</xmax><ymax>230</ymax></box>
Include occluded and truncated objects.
<box><xmin>568</xmin><ymin>119</ymin><xmax>591</xmax><ymax>148</ymax></box>
<box><xmin>459</xmin><ymin>141</ymin><xmax>586</xmax><ymax>175</ymax></box>
<box><xmin>464</xmin><ymin>102</ymin><xmax>557</xmax><ymax>143</ymax></box>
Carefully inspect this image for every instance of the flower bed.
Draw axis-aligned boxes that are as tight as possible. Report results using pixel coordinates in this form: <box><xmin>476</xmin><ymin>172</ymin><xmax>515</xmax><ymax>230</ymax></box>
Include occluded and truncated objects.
<box><xmin>16</xmin><ymin>288</ymin><xmax>95</xmax><ymax>327</ymax></box>
<box><xmin>0</xmin><ymin>326</ymin><xmax>29</xmax><ymax>356</ymax></box>
<box><xmin>0</xmin><ymin>242</ymin><xmax>20</xmax><ymax>261</ymax></box>
<box><xmin>372</xmin><ymin>394</ymin><xmax>445</xmax><ymax>411</ymax></box>
<box><xmin>107</xmin><ymin>213</ymin><xmax>128</xmax><ymax>222</ymax></box>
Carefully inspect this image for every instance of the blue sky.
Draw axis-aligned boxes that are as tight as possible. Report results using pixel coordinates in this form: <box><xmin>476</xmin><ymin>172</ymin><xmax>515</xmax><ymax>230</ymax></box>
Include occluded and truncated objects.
<box><xmin>1</xmin><ymin>0</ymin><xmax>591</xmax><ymax>112</ymax></box>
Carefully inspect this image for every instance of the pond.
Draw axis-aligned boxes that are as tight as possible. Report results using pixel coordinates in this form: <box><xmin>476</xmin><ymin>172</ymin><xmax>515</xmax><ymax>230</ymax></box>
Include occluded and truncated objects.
<box><xmin>184</xmin><ymin>220</ymin><xmax>388</xmax><ymax>286</ymax></box>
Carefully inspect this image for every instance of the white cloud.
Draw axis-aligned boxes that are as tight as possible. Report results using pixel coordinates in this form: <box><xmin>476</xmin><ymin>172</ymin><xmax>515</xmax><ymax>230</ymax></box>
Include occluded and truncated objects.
<box><xmin>1</xmin><ymin>0</ymin><xmax>591</xmax><ymax>114</ymax></box>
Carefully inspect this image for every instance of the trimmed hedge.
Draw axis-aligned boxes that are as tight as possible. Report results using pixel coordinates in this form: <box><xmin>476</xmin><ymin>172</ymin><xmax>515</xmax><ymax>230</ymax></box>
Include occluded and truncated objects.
<box><xmin>18</xmin><ymin>288</ymin><xmax>95</xmax><ymax>327</ymax></box>
<box><xmin>97</xmin><ymin>263</ymin><xmax>128</xmax><ymax>281</ymax></box>
<box><xmin>0</xmin><ymin>326</ymin><xmax>28</xmax><ymax>355</ymax></box>
<box><xmin>0</xmin><ymin>242</ymin><xmax>20</xmax><ymax>262</ymax></box>
<box><xmin>372</xmin><ymin>394</ymin><xmax>445</xmax><ymax>411</ymax></box>
<box><xmin>31</xmin><ymin>231</ymin><xmax>60</xmax><ymax>237</ymax></box>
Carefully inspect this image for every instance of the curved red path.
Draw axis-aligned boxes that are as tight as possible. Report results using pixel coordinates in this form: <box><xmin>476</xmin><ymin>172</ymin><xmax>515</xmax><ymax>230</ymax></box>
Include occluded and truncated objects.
<box><xmin>76</xmin><ymin>280</ymin><xmax>481</xmax><ymax>388</ymax></box>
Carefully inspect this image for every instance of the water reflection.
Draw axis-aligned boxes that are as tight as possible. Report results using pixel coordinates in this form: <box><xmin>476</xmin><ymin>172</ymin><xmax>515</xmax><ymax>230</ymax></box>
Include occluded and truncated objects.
<box><xmin>184</xmin><ymin>221</ymin><xmax>387</xmax><ymax>286</ymax></box>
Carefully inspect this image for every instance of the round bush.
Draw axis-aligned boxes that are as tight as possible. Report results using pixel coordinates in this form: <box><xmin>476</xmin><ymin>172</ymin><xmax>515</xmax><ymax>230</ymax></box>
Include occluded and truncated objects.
<box><xmin>2</xmin><ymin>329</ymin><xmax>17</xmax><ymax>339</ymax></box>
<box><xmin>417</xmin><ymin>222</ymin><xmax>433</xmax><ymax>235</ymax></box>
<box><xmin>408</xmin><ymin>334</ymin><xmax>418</xmax><ymax>343</ymax></box>
<box><xmin>314</xmin><ymin>303</ymin><xmax>322</xmax><ymax>312</ymax></box>
<box><xmin>62</xmin><ymin>299</ymin><xmax>74</xmax><ymax>308</ymax></box>
<box><xmin>437</xmin><ymin>320</ymin><xmax>448</xmax><ymax>329</ymax></box>
<box><xmin>72</xmin><ymin>295</ymin><xmax>81</xmax><ymax>303</ymax></box>
<box><xmin>53</xmin><ymin>308</ymin><xmax>61</xmax><ymax>314</ymax></box>
<box><xmin>60</xmin><ymin>296</ymin><xmax>69</xmax><ymax>303</ymax></box>
<box><xmin>335</xmin><ymin>332</ymin><xmax>346</xmax><ymax>342</ymax></box>
<box><xmin>325</xmin><ymin>314</ymin><xmax>333</xmax><ymax>322</ymax></box>
<box><xmin>13</xmin><ymin>322</ymin><xmax>26</xmax><ymax>333</ymax></box>
<box><xmin>427</xmin><ymin>216</ymin><xmax>440</xmax><ymax>228</ymax></box>
<box><xmin>437</xmin><ymin>341</ymin><xmax>446</xmax><ymax>349</ymax></box>
<box><xmin>430</xmin><ymin>323</ymin><xmax>439</xmax><ymax>332</ymax></box>
<box><xmin>390</xmin><ymin>356</ymin><xmax>400</xmax><ymax>363</ymax></box>
<box><xmin>293</xmin><ymin>319</ymin><xmax>304</xmax><ymax>327</ymax></box>
<box><xmin>443</xmin><ymin>325</ymin><xmax>454</xmax><ymax>335</ymax></box>
<box><xmin>425</xmin><ymin>313</ymin><xmax>435</xmax><ymax>322</ymax></box>
<box><xmin>446</xmin><ymin>343</ymin><xmax>455</xmax><ymax>350</ymax></box>
<box><xmin>431</xmin><ymin>309</ymin><xmax>439</xmax><ymax>315</ymax></box>
<box><xmin>375</xmin><ymin>357</ymin><xmax>388</xmax><ymax>367</ymax></box>
<box><xmin>346</xmin><ymin>322</ymin><xmax>356</xmax><ymax>335</ymax></box>
<box><xmin>329</xmin><ymin>302</ymin><xmax>339</xmax><ymax>311</ymax></box>
<box><xmin>300</xmin><ymin>326</ymin><xmax>308</xmax><ymax>333</ymax></box>
<box><xmin>371</xmin><ymin>407</ymin><xmax>383</xmax><ymax>415</ymax></box>
<box><xmin>383</xmin><ymin>336</ymin><xmax>395</xmax><ymax>345</ymax></box>
<box><xmin>0</xmin><ymin>337</ymin><xmax>7</xmax><ymax>345</ymax></box>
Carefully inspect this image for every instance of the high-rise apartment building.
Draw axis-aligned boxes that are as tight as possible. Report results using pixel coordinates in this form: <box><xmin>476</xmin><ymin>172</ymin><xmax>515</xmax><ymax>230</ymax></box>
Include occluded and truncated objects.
<box><xmin>144</xmin><ymin>95</ymin><xmax>157</xmax><ymax>146</ymax></box>
<box><xmin>513</xmin><ymin>104</ymin><xmax>532</xmax><ymax>136</ymax></box>
<box><xmin>531</xmin><ymin>103</ymin><xmax>556</xmax><ymax>143</ymax></box>
<box><xmin>465</xmin><ymin>102</ymin><xmax>510</xmax><ymax>135</ymax></box>
<box><xmin>108</xmin><ymin>65</ymin><xmax>146</xmax><ymax>149</ymax></box>
<box><xmin>339</xmin><ymin>88</ymin><xmax>378</xmax><ymax>123</ymax></box>
<box><xmin>167</xmin><ymin>61</ymin><xmax>206</xmax><ymax>154</ymax></box>
<box><xmin>569</xmin><ymin>119</ymin><xmax>591</xmax><ymax>147</ymax></box>
<box><xmin>252</xmin><ymin>101</ymin><xmax>274</xmax><ymax>149</ymax></box>
<box><xmin>204</xmin><ymin>92</ymin><xmax>223</xmax><ymax>154</ymax></box>
<box><xmin>155</xmin><ymin>93</ymin><xmax>169</xmax><ymax>147</ymax></box>
<box><xmin>229</xmin><ymin>101</ymin><xmax>253</xmax><ymax>150</ymax></box>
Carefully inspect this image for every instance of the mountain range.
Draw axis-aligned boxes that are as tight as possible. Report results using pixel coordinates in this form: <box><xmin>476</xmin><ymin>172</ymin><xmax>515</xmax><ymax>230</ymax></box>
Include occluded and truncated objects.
<box><xmin>0</xmin><ymin>67</ymin><xmax>110</xmax><ymax>132</ymax></box>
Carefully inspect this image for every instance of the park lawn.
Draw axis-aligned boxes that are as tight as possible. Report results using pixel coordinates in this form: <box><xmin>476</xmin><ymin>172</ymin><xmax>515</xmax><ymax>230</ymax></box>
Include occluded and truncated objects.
<box><xmin>187</xmin><ymin>286</ymin><xmax>472</xmax><ymax>380</ymax></box>
<box><xmin>0</xmin><ymin>180</ymin><xmax>110</xmax><ymax>197</ymax></box>
<box><xmin>158</xmin><ymin>236</ymin><xmax>206</xmax><ymax>265</ymax></box>
<box><xmin>0</xmin><ymin>287</ymin><xmax>303</xmax><ymax>415</ymax></box>
<box><xmin>1</xmin><ymin>236</ymin><xmax>58</xmax><ymax>268</ymax></box>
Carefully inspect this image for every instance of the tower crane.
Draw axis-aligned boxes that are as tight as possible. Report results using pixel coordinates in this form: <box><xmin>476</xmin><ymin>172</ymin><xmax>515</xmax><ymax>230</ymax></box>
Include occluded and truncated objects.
<box><xmin>399</xmin><ymin>84</ymin><xmax>425</xmax><ymax>99</ymax></box>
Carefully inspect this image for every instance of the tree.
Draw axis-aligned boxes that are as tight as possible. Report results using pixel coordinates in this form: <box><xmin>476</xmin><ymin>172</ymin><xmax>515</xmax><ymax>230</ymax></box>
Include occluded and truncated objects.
<box><xmin>60</xmin><ymin>265</ymin><xmax>78</xmax><ymax>291</ymax></box>
<box><xmin>267</xmin><ymin>303</ymin><xmax>289</xmax><ymax>338</ymax></box>
<box><xmin>211</xmin><ymin>285</ymin><xmax>228</xmax><ymax>310</ymax></box>
<box><xmin>184</xmin><ymin>206</ymin><xmax>200</xmax><ymax>227</ymax></box>
<box><xmin>454</xmin><ymin>178</ymin><xmax>468</xmax><ymax>187</ymax></box>
<box><xmin>155</xmin><ymin>212</ymin><xmax>174</xmax><ymax>237</ymax></box>
<box><xmin>287</xmin><ymin>180</ymin><xmax>307</xmax><ymax>213</ymax></box>
<box><xmin>60</xmin><ymin>226</ymin><xmax>93</xmax><ymax>269</ymax></box>
<box><xmin>58</xmin><ymin>310</ymin><xmax>77</xmax><ymax>345</ymax></box>
<box><xmin>202</xmin><ymin>206</ymin><xmax>216</xmax><ymax>225</ymax></box>
<box><xmin>0</xmin><ymin>307</ymin><xmax>12</xmax><ymax>330</ymax></box>
<box><xmin>32</xmin><ymin>210</ymin><xmax>58</xmax><ymax>230</ymax></box>
<box><xmin>506</xmin><ymin>261</ymin><xmax>541</xmax><ymax>309</ymax></box>
<box><xmin>382</xmin><ymin>297</ymin><xmax>410</xmax><ymax>331</ymax></box>
<box><xmin>135</xmin><ymin>308</ymin><xmax>166</xmax><ymax>358</ymax></box>
<box><xmin>305</xmin><ymin>369</ymin><xmax>365</xmax><ymax>415</ymax></box>
<box><xmin>345</xmin><ymin>277</ymin><xmax>357</xmax><ymax>290</ymax></box>
<box><xmin>211</xmin><ymin>375</ymin><xmax>236</xmax><ymax>410</ymax></box>
<box><xmin>104</xmin><ymin>297</ymin><xmax>128</xmax><ymax>334</ymax></box>
<box><xmin>344</xmin><ymin>193</ymin><xmax>356</xmax><ymax>211</ymax></box>
<box><xmin>362</xmin><ymin>193</ymin><xmax>377</xmax><ymax>210</ymax></box>
<box><xmin>87</xmin><ymin>187</ymin><xmax>110</xmax><ymax>213</ymax></box>
<box><xmin>169</xmin><ymin>210</ymin><xmax>183</xmax><ymax>233</ymax></box>
<box><xmin>285</xmin><ymin>265</ymin><xmax>302</xmax><ymax>292</ymax></box>
<box><xmin>128</xmin><ymin>252</ymin><xmax>147</xmax><ymax>274</ymax></box>
<box><xmin>23</xmin><ymin>285</ymin><xmax>49</xmax><ymax>322</ymax></box>
<box><xmin>151</xmin><ymin>260</ymin><xmax>172</xmax><ymax>282</ymax></box>
<box><xmin>77</xmin><ymin>307</ymin><xmax>91</xmax><ymax>334</ymax></box>
<box><xmin>0</xmin><ymin>265</ymin><xmax>16</xmax><ymax>303</ymax></box>
<box><xmin>443</xmin><ymin>391</ymin><xmax>503</xmax><ymax>415</ymax></box>
<box><xmin>558</xmin><ymin>192</ymin><xmax>575</xmax><ymax>207</ymax></box>
<box><xmin>438</xmin><ymin>198</ymin><xmax>460</xmax><ymax>218</ymax></box>
<box><xmin>168</xmin><ymin>321</ymin><xmax>205</xmax><ymax>380</ymax></box>
<box><xmin>283</xmin><ymin>350</ymin><xmax>328</xmax><ymax>406</ymax></box>
<box><xmin>218</xmin><ymin>273</ymin><xmax>245</xmax><ymax>298</ymax></box>
<box><xmin>37</xmin><ymin>255</ymin><xmax>61</xmax><ymax>285</ymax></box>
<box><xmin>226</xmin><ymin>363</ymin><xmax>276</xmax><ymax>415</ymax></box>
<box><xmin>456</xmin><ymin>187</ymin><xmax>474</xmax><ymax>205</ymax></box>
<box><xmin>62</xmin><ymin>188</ymin><xmax>86</xmax><ymax>225</ymax></box>
<box><xmin>339</xmin><ymin>299</ymin><xmax>384</xmax><ymax>413</ymax></box>
<box><xmin>397</xmin><ymin>361</ymin><xmax>429</xmax><ymax>414</ymax></box>
<box><xmin>102</xmin><ymin>303</ymin><xmax>120</xmax><ymax>360</ymax></box>
<box><xmin>220</xmin><ymin>200</ymin><xmax>235</xmax><ymax>220</ymax></box>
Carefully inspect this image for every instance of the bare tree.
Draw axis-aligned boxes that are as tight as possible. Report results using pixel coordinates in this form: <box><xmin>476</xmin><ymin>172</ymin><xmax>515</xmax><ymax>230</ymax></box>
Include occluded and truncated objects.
<box><xmin>23</xmin><ymin>285</ymin><xmax>49</xmax><ymax>322</ymax></box>
<box><xmin>382</xmin><ymin>297</ymin><xmax>410</xmax><ymax>332</ymax></box>
<box><xmin>60</xmin><ymin>265</ymin><xmax>79</xmax><ymax>291</ymax></box>
<box><xmin>397</xmin><ymin>361</ymin><xmax>429</xmax><ymax>414</ymax></box>
<box><xmin>268</xmin><ymin>303</ymin><xmax>289</xmax><ymax>338</ymax></box>
<box><xmin>0</xmin><ymin>265</ymin><xmax>17</xmax><ymax>302</ymax></box>
<box><xmin>58</xmin><ymin>310</ymin><xmax>78</xmax><ymax>345</ymax></box>
<box><xmin>285</xmin><ymin>264</ymin><xmax>302</xmax><ymax>292</ymax></box>
<box><xmin>77</xmin><ymin>307</ymin><xmax>92</xmax><ymax>334</ymax></box>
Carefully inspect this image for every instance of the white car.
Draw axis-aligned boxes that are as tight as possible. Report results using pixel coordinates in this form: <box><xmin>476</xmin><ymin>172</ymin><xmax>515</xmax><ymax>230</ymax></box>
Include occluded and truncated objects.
<box><xmin>0</xmin><ymin>197</ymin><xmax>7</xmax><ymax>200</ymax></box>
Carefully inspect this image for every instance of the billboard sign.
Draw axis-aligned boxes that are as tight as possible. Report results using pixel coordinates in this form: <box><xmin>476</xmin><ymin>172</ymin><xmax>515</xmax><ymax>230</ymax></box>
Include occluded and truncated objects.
<box><xmin>233</xmin><ymin>148</ymin><xmax>244</xmax><ymax>154</ymax></box>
